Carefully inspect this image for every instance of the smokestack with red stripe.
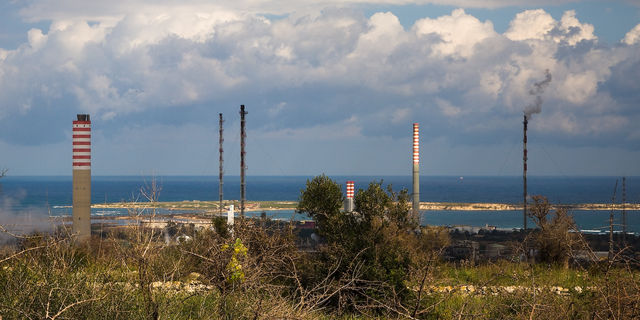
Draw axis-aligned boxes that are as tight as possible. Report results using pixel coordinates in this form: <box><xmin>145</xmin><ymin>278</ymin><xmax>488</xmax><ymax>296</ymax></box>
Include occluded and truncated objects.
<box><xmin>412</xmin><ymin>123</ymin><xmax>420</xmax><ymax>222</ymax></box>
<box><xmin>345</xmin><ymin>181</ymin><xmax>354</xmax><ymax>212</ymax></box>
<box><xmin>73</xmin><ymin>114</ymin><xmax>91</xmax><ymax>241</ymax></box>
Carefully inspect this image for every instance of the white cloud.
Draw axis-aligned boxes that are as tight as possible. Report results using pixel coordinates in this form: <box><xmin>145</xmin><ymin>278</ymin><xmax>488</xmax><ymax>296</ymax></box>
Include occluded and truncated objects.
<box><xmin>505</xmin><ymin>9</ymin><xmax>596</xmax><ymax>45</ymax></box>
<box><xmin>479</xmin><ymin>71</ymin><xmax>503</xmax><ymax>99</ymax></box>
<box><xmin>557</xmin><ymin>10</ymin><xmax>596</xmax><ymax>45</ymax></box>
<box><xmin>623</xmin><ymin>23</ymin><xmax>640</xmax><ymax>45</ymax></box>
<box><xmin>0</xmin><ymin>4</ymin><xmax>636</xmax><ymax>153</ymax></box>
<box><xmin>559</xmin><ymin>71</ymin><xmax>598</xmax><ymax>104</ymax></box>
<box><xmin>414</xmin><ymin>9</ymin><xmax>496</xmax><ymax>58</ymax></box>
<box><xmin>504</xmin><ymin>9</ymin><xmax>556</xmax><ymax>41</ymax></box>
<box><xmin>27</xmin><ymin>28</ymin><xmax>47</xmax><ymax>50</ymax></box>
<box><xmin>348</xmin><ymin>12</ymin><xmax>406</xmax><ymax>60</ymax></box>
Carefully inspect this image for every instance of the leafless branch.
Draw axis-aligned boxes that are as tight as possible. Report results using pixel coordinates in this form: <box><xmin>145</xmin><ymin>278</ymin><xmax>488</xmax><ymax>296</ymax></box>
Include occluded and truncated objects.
<box><xmin>48</xmin><ymin>294</ymin><xmax>106</xmax><ymax>320</ymax></box>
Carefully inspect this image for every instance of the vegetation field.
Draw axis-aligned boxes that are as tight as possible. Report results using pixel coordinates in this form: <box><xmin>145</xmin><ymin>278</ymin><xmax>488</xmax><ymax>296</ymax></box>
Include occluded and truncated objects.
<box><xmin>1</xmin><ymin>175</ymin><xmax>639</xmax><ymax>319</ymax></box>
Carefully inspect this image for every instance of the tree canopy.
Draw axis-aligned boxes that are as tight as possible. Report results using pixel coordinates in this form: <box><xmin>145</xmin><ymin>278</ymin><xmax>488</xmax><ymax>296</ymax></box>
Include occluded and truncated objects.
<box><xmin>297</xmin><ymin>175</ymin><xmax>448</xmax><ymax>310</ymax></box>
<box><xmin>296</xmin><ymin>174</ymin><xmax>345</xmax><ymax>242</ymax></box>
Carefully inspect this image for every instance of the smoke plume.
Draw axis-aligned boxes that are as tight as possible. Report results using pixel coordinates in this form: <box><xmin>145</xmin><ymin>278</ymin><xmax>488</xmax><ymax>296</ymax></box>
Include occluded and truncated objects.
<box><xmin>524</xmin><ymin>69</ymin><xmax>552</xmax><ymax>119</ymax></box>
<box><xmin>0</xmin><ymin>189</ymin><xmax>54</xmax><ymax>244</ymax></box>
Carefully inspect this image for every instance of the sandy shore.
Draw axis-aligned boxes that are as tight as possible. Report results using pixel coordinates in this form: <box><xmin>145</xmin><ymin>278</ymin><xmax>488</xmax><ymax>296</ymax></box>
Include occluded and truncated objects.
<box><xmin>90</xmin><ymin>200</ymin><xmax>297</xmax><ymax>212</ymax></box>
<box><xmin>420</xmin><ymin>202</ymin><xmax>640</xmax><ymax>211</ymax></box>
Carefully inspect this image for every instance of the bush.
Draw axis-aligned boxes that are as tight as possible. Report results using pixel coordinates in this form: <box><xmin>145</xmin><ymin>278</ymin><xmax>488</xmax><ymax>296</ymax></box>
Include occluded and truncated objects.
<box><xmin>297</xmin><ymin>177</ymin><xmax>450</xmax><ymax>315</ymax></box>
<box><xmin>527</xmin><ymin>195</ymin><xmax>579</xmax><ymax>267</ymax></box>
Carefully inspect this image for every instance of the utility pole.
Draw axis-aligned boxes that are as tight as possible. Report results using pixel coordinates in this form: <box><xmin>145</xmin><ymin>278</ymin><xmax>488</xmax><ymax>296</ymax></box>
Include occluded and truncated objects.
<box><xmin>240</xmin><ymin>105</ymin><xmax>247</xmax><ymax>217</ymax></box>
<box><xmin>609</xmin><ymin>179</ymin><xmax>618</xmax><ymax>262</ymax></box>
<box><xmin>219</xmin><ymin>113</ymin><xmax>224</xmax><ymax>216</ymax></box>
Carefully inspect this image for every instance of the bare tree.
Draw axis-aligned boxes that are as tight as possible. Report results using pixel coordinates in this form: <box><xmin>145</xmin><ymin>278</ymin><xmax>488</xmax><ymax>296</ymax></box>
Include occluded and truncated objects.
<box><xmin>130</xmin><ymin>175</ymin><xmax>164</xmax><ymax>319</ymax></box>
<box><xmin>526</xmin><ymin>195</ymin><xmax>580</xmax><ymax>268</ymax></box>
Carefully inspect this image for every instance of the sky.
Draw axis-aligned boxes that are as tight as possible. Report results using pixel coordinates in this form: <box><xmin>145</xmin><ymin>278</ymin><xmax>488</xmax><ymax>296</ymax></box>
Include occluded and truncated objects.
<box><xmin>0</xmin><ymin>0</ymin><xmax>639</xmax><ymax>177</ymax></box>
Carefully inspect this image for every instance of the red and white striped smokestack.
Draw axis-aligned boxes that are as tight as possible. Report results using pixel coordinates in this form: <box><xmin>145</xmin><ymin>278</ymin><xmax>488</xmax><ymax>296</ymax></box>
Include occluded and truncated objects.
<box><xmin>345</xmin><ymin>181</ymin><xmax>355</xmax><ymax>212</ymax></box>
<box><xmin>73</xmin><ymin>120</ymin><xmax>91</xmax><ymax>170</ymax></box>
<box><xmin>346</xmin><ymin>181</ymin><xmax>354</xmax><ymax>199</ymax></box>
<box><xmin>413</xmin><ymin>123</ymin><xmax>419</xmax><ymax>164</ymax></box>
<box><xmin>412</xmin><ymin>123</ymin><xmax>420</xmax><ymax>222</ymax></box>
<box><xmin>72</xmin><ymin>114</ymin><xmax>91</xmax><ymax>241</ymax></box>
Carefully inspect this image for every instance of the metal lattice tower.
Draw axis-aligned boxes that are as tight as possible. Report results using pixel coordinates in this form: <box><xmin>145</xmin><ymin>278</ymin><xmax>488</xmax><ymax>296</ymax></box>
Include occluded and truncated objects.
<box><xmin>622</xmin><ymin>177</ymin><xmax>627</xmax><ymax>239</ymax></box>
<box><xmin>523</xmin><ymin>114</ymin><xmax>528</xmax><ymax>230</ymax></box>
<box><xmin>240</xmin><ymin>105</ymin><xmax>248</xmax><ymax>217</ymax></box>
<box><xmin>219</xmin><ymin>113</ymin><xmax>224</xmax><ymax>215</ymax></box>
<box><xmin>609</xmin><ymin>179</ymin><xmax>618</xmax><ymax>261</ymax></box>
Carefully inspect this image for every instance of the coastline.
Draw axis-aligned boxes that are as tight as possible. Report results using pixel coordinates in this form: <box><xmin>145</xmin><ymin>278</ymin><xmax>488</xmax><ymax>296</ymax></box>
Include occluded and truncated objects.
<box><xmin>54</xmin><ymin>200</ymin><xmax>640</xmax><ymax>212</ymax></box>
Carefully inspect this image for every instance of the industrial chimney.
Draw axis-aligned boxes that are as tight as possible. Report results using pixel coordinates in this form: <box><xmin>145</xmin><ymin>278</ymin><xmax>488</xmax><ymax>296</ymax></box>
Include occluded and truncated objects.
<box><xmin>412</xmin><ymin>123</ymin><xmax>420</xmax><ymax>222</ymax></box>
<box><xmin>72</xmin><ymin>114</ymin><xmax>91</xmax><ymax>241</ymax></box>
<box><xmin>523</xmin><ymin>114</ymin><xmax>528</xmax><ymax>230</ymax></box>
<box><xmin>219</xmin><ymin>113</ymin><xmax>224</xmax><ymax>215</ymax></box>
<box><xmin>239</xmin><ymin>105</ymin><xmax>247</xmax><ymax>217</ymax></box>
<box><xmin>344</xmin><ymin>181</ymin><xmax>354</xmax><ymax>212</ymax></box>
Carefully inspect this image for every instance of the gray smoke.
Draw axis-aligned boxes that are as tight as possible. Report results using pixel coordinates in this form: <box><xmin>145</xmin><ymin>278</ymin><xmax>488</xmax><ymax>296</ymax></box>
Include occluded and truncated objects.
<box><xmin>0</xmin><ymin>190</ymin><xmax>54</xmax><ymax>244</ymax></box>
<box><xmin>524</xmin><ymin>69</ymin><xmax>552</xmax><ymax>120</ymax></box>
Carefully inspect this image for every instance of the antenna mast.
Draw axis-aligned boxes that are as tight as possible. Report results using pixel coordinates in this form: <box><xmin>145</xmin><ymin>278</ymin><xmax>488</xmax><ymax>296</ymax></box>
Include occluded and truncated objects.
<box><xmin>622</xmin><ymin>176</ymin><xmax>627</xmax><ymax>241</ymax></box>
<box><xmin>219</xmin><ymin>113</ymin><xmax>224</xmax><ymax>215</ymax></box>
<box><xmin>609</xmin><ymin>179</ymin><xmax>619</xmax><ymax>262</ymax></box>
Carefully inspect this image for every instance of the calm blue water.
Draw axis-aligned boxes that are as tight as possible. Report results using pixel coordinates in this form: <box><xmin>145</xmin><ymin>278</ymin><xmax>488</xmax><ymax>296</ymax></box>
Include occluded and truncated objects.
<box><xmin>1</xmin><ymin>175</ymin><xmax>638</xmax><ymax>233</ymax></box>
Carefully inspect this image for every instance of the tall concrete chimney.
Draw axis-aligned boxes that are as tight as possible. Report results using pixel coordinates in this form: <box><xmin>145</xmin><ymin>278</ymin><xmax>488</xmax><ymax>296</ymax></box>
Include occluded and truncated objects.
<box><xmin>344</xmin><ymin>181</ymin><xmax>354</xmax><ymax>212</ymax></box>
<box><xmin>412</xmin><ymin>123</ymin><xmax>420</xmax><ymax>222</ymax></box>
<box><xmin>72</xmin><ymin>114</ymin><xmax>91</xmax><ymax>241</ymax></box>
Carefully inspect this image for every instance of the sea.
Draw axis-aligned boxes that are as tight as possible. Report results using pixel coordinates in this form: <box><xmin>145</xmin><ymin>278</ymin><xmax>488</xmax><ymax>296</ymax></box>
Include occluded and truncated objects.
<box><xmin>0</xmin><ymin>175</ymin><xmax>638</xmax><ymax>234</ymax></box>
